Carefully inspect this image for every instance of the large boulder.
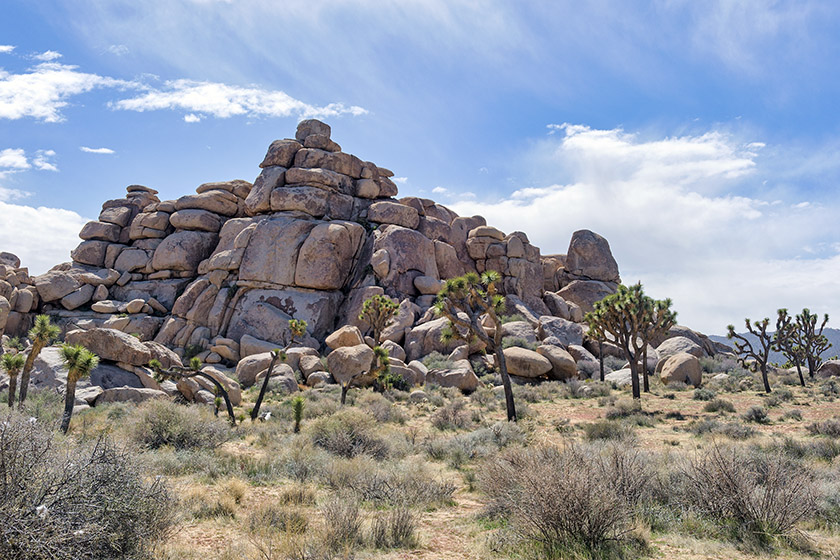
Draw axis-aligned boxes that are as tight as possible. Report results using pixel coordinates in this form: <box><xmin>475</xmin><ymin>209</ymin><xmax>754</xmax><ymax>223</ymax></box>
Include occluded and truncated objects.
<box><xmin>238</xmin><ymin>216</ymin><xmax>316</xmax><ymax>285</ymax></box>
<box><xmin>235</xmin><ymin>352</ymin><xmax>274</xmax><ymax>387</ymax></box>
<box><xmin>66</xmin><ymin>328</ymin><xmax>152</xmax><ymax>366</ymax></box>
<box><xmin>368</xmin><ymin>201</ymin><xmax>420</xmax><ymax>229</ymax></box>
<box><xmin>605</xmin><ymin>368</ymin><xmax>632</xmax><ymax>387</ymax></box>
<box><xmin>0</xmin><ymin>296</ymin><xmax>9</xmax><ymax>334</ymax></box>
<box><xmin>404</xmin><ymin>316</ymin><xmax>466</xmax><ymax>362</ymax></box>
<box><xmin>659</xmin><ymin>352</ymin><xmax>702</xmax><ymax>387</ymax></box>
<box><xmin>325</xmin><ymin>325</ymin><xmax>365</xmax><ymax>350</ymax></box>
<box><xmin>152</xmin><ymin>231</ymin><xmax>218</xmax><ymax>272</ymax></box>
<box><xmin>96</xmin><ymin>387</ymin><xmax>167</xmax><ymax>404</ymax></box>
<box><xmin>564</xmin><ymin>230</ymin><xmax>620</xmax><ymax>283</ymax></box>
<box><xmin>537</xmin><ymin>316</ymin><xmax>584</xmax><ymax>347</ymax></box>
<box><xmin>536</xmin><ymin>345</ymin><xmax>578</xmax><ymax>380</ymax></box>
<box><xmin>503</xmin><ymin>347</ymin><xmax>553</xmax><ymax>378</ymax></box>
<box><xmin>327</xmin><ymin>344</ymin><xmax>375</xmax><ymax>387</ymax></box>
<box><xmin>33</xmin><ymin>271</ymin><xmax>80</xmax><ymax>302</ymax></box>
<box><xmin>426</xmin><ymin>359</ymin><xmax>479</xmax><ymax>392</ymax></box>
<box><xmin>556</xmin><ymin>280</ymin><xmax>616</xmax><ymax>314</ymax></box>
<box><xmin>501</xmin><ymin>321</ymin><xmax>537</xmax><ymax>345</ymax></box>
<box><xmin>373</xmin><ymin>226</ymin><xmax>438</xmax><ymax>296</ymax></box>
<box><xmin>294</xmin><ymin>221</ymin><xmax>364</xmax><ymax>290</ymax></box>
<box><xmin>656</xmin><ymin>336</ymin><xmax>703</xmax><ymax>360</ymax></box>
<box><xmin>817</xmin><ymin>360</ymin><xmax>840</xmax><ymax>378</ymax></box>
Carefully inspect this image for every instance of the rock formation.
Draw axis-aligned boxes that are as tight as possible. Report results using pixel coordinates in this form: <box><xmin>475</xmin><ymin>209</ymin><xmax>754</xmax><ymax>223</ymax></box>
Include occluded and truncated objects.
<box><xmin>1</xmin><ymin>119</ymin><xmax>702</xmax><ymax>403</ymax></box>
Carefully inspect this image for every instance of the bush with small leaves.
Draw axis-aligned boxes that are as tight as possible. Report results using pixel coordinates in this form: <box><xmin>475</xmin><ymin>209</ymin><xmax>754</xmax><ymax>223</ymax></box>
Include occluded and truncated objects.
<box><xmin>703</xmin><ymin>398</ymin><xmax>736</xmax><ymax>413</ymax></box>
<box><xmin>807</xmin><ymin>418</ymin><xmax>840</xmax><ymax>438</ymax></box>
<box><xmin>583</xmin><ymin>420</ymin><xmax>636</xmax><ymax>442</ymax></box>
<box><xmin>308</xmin><ymin>408</ymin><xmax>390</xmax><ymax>460</ymax></box>
<box><xmin>129</xmin><ymin>399</ymin><xmax>230</xmax><ymax>450</ymax></box>
<box><xmin>692</xmin><ymin>388</ymin><xmax>716</xmax><ymax>401</ymax></box>
<box><xmin>780</xmin><ymin>409</ymin><xmax>803</xmax><ymax>422</ymax></box>
<box><xmin>742</xmin><ymin>405</ymin><xmax>770</xmax><ymax>424</ymax></box>
<box><xmin>430</xmin><ymin>398</ymin><xmax>472</xmax><ymax>431</ymax></box>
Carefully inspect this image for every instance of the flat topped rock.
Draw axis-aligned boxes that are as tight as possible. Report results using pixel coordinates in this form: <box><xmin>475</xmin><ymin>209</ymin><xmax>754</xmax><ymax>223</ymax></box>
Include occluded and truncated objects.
<box><xmin>126</xmin><ymin>184</ymin><xmax>159</xmax><ymax>195</ymax></box>
<box><xmin>296</xmin><ymin>119</ymin><xmax>331</xmax><ymax>142</ymax></box>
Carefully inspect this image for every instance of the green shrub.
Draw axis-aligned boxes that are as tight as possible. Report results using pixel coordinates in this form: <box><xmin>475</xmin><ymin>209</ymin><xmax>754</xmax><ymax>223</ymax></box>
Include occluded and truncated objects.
<box><xmin>421</xmin><ymin>351</ymin><xmax>455</xmax><ymax>371</ymax></box>
<box><xmin>501</xmin><ymin>337</ymin><xmax>537</xmax><ymax>350</ymax></box>
<box><xmin>129</xmin><ymin>399</ymin><xmax>230</xmax><ymax>450</ymax></box>
<box><xmin>742</xmin><ymin>405</ymin><xmax>770</xmax><ymax>424</ymax></box>
<box><xmin>430</xmin><ymin>399</ymin><xmax>472</xmax><ymax>431</ymax></box>
<box><xmin>308</xmin><ymin>408</ymin><xmax>390</xmax><ymax>459</ymax></box>
<box><xmin>692</xmin><ymin>388</ymin><xmax>716</xmax><ymax>401</ymax></box>
<box><xmin>703</xmin><ymin>398</ymin><xmax>736</xmax><ymax>413</ymax></box>
<box><xmin>807</xmin><ymin>418</ymin><xmax>840</xmax><ymax>438</ymax></box>
<box><xmin>583</xmin><ymin>420</ymin><xmax>636</xmax><ymax>442</ymax></box>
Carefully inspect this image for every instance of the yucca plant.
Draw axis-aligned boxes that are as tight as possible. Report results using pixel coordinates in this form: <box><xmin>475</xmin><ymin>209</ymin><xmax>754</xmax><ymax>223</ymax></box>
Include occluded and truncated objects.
<box><xmin>19</xmin><ymin>314</ymin><xmax>61</xmax><ymax>409</ymax></box>
<box><xmin>291</xmin><ymin>395</ymin><xmax>305</xmax><ymax>433</ymax></box>
<box><xmin>1</xmin><ymin>352</ymin><xmax>25</xmax><ymax>408</ymax></box>
<box><xmin>59</xmin><ymin>344</ymin><xmax>99</xmax><ymax>434</ymax></box>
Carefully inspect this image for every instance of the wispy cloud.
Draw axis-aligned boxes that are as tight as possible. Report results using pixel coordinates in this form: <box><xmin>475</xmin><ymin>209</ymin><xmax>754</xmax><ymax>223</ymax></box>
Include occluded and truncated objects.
<box><xmin>111</xmin><ymin>79</ymin><xmax>367</xmax><ymax>121</ymax></box>
<box><xmin>0</xmin><ymin>62</ymin><xmax>135</xmax><ymax>122</ymax></box>
<box><xmin>107</xmin><ymin>44</ymin><xmax>129</xmax><ymax>56</ymax></box>
<box><xmin>80</xmin><ymin>146</ymin><xmax>115</xmax><ymax>154</ymax></box>
<box><xmin>32</xmin><ymin>50</ymin><xmax>62</xmax><ymax>61</ymax></box>
<box><xmin>0</xmin><ymin>45</ymin><xmax>14</xmax><ymax>54</ymax></box>
<box><xmin>183</xmin><ymin>113</ymin><xmax>201</xmax><ymax>123</ymax></box>
<box><xmin>0</xmin><ymin>148</ymin><xmax>57</xmax><ymax>177</ymax></box>
<box><xmin>31</xmin><ymin>149</ymin><xmax>57</xmax><ymax>171</ymax></box>
<box><xmin>451</xmin><ymin>123</ymin><xmax>839</xmax><ymax>332</ymax></box>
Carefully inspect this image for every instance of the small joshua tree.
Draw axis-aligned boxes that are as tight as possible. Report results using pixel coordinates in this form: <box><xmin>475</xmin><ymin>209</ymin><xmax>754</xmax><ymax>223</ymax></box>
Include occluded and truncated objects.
<box><xmin>584</xmin><ymin>314</ymin><xmax>609</xmax><ymax>382</ymax></box>
<box><xmin>59</xmin><ymin>344</ymin><xmax>100</xmax><ymax>434</ymax></box>
<box><xmin>586</xmin><ymin>283</ymin><xmax>676</xmax><ymax>399</ymax></box>
<box><xmin>1</xmin><ymin>352</ymin><xmax>25</xmax><ymax>408</ymax></box>
<box><xmin>359</xmin><ymin>294</ymin><xmax>399</xmax><ymax>345</ymax></box>
<box><xmin>796</xmin><ymin>309</ymin><xmax>831</xmax><ymax>378</ymax></box>
<box><xmin>251</xmin><ymin>319</ymin><xmax>307</xmax><ymax>421</ymax></box>
<box><xmin>291</xmin><ymin>395</ymin><xmax>305</xmax><ymax>433</ymax></box>
<box><xmin>150</xmin><ymin>356</ymin><xmax>237</xmax><ymax>425</ymax></box>
<box><xmin>728</xmin><ymin>318</ymin><xmax>773</xmax><ymax>393</ymax></box>
<box><xmin>434</xmin><ymin>271</ymin><xmax>516</xmax><ymax>421</ymax></box>
<box><xmin>775</xmin><ymin>308</ymin><xmax>806</xmax><ymax>386</ymax></box>
<box><xmin>19</xmin><ymin>314</ymin><xmax>61</xmax><ymax>409</ymax></box>
<box><xmin>639</xmin><ymin>297</ymin><xmax>678</xmax><ymax>392</ymax></box>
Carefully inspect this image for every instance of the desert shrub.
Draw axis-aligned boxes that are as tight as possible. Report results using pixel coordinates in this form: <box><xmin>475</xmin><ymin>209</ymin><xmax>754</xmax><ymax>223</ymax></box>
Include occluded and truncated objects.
<box><xmin>324</xmin><ymin>456</ymin><xmax>454</xmax><ymax>507</ymax></box>
<box><xmin>278</xmin><ymin>483</ymin><xmax>317</xmax><ymax>506</ymax></box>
<box><xmin>820</xmin><ymin>379</ymin><xmax>840</xmax><ymax>397</ymax></box>
<box><xmin>248</xmin><ymin>502</ymin><xmax>309</xmax><ymax>535</ymax></box>
<box><xmin>692</xmin><ymin>388</ymin><xmax>716</xmax><ymax>401</ymax></box>
<box><xmin>422</xmin><ymin>351</ymin><xmax>454</xmax><ymax>371</ymax></box>
<box><xmin>667</xmin><ymin>380</ymin><xmax>690</xmax><ymax>392</ymax></box>
<box><xmin>307</xmin><ymin>408</ymin><xmax>390</xmax><ymax>460</ymax></box>
<box><xmin>583</xmin><ymin>420</ymin><xmax>636</xmax><ymax>442</ymax></box>
<box><xmin>780</xmin><ymin>409</ymin><xmax>803</xmax><ymax>422</ymax></box>
<box><xmin>502</xmin><ymin>336</ymin><xmax>537</xmax><ymax>350</ymax></box>
<box><xmin>430</xmin><ymin>398</ymin><xmax>472</xmax><ymax>431</ymax></box>
<box><xmin>480</xmin><ymin>443</ymin><xmax>648</xmax><ymax>554</ymax></box>
<box><xmin>500</xmin><ymin>313</ymin><xmax>526</xmax><ymax>324</ymax></box>
<box><xmin>129</xmin><ymin>399</ymin><xmax>230</xmax><ymax>450</ymax></box>
<box><xmin>602</xmin><ymin>355</ymin><xmax>625</xmax><ymax>373</ymax></box>
<box><xmin>356</xmin><ymin>391</ymin><xmax>407</xmax><ymax>424</ymax></box>
<box><xmin>679</xmin><ymin>444</ymin><xmax>817</xmax><ymax>545</ymax></box>
<box><xmin>703</xmin><ymin>398</ymin><xmax>735</xmax><ymax>413</ymax></box>
<box><xmin>766</xmin><ymin>387</ymin><xmax>794</xmax><ymax>408</ymax></box>
<box><xmin>665</xmin><ymin>410</ymin><xmax>685</xmax><ymax>420</ymax></box>
<box><xmin>369</xmin><ymin>506</ymin><xmax>417</xmax><ymax>548</ymax></box>
<box><xmin>424</xmin><ymin>422</ymin><xmax>525</xmax><ymax>467</ymax></box>
<box><xmin>568</xmin><ymin>378</ymin><xmax>611</xmax><ymax>398</ymax></box>
<box><xmin>807</xmin><ymin>418</ymin><xmax>840</xmax><ymax>438</ymax></box>
<box><xmin>605</xmin><ymin>398</ymin><xmax>642</xmax><ymax>419</ymax></box>
<box><xmin>776</xmin><ymin>437</ymin><xmax>840</xmax><ymax>462</ymax></box>
<box><xmin>322</xmin><ymin>496</ymin><xmax>363</xmax><ymax>550</ymax></box>
<box><xmin>0</xmin><ymin>413</ymin><xmax>175</xmax><ymax>559</ymax></box>
<box><xmin>742</xmin><ymin>405</ymin><xmax>770</xmax><ymax>424</ymax></box>
<box><xmin>687</xmin><ymin>419</ymin><xmax>756</xmax><ymax>440</ymax></box>
<box><xmin>182</xmin><ymin>486</ymin><xmax>237</xmax><ymax>519</ymax></box>
<box><xmin>14</xmin><ymin>387</ymin><xmax>63</xmax><ymax>426</ymax></box>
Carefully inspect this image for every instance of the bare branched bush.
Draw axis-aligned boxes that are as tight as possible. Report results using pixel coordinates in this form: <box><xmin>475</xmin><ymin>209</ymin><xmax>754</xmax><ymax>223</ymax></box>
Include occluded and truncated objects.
<box><xmin>322</xmin><ymin>496</ymin><xmax>363</xmax><ymax>551</ymax></box>
<box><xmin>369</xmin><ymin>506</ymin><xmax>417</xmax><ymax>548</ymax></box>
<box><xmin>480</xmin><ymin>443</ymin><xmax>647</xmax><ymax>554</ymax></box>
<box><xmin>0</xmin><ymin>412</ymin><xmax>175</xmax><ymax>559</ymax></box>
<box><xmin>679</xmin><ymin>444</ymin><xmax>817</xmax><ymax>544</ymax></box>
<box><xmin>430</xmin><ymin>398</ymin><xmax>472</xmax><ymax>430</ymax></box>
<box><xmin>129</xmin><ymin>399</ymin><xmax>230</xmax><ymax>450</ymax></box>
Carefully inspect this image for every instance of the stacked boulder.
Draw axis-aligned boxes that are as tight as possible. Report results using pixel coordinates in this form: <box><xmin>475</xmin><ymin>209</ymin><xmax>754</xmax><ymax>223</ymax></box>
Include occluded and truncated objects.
<box><xmin>0</xmin><ymin>252</ymin><xmax>39</xmax><ymax>337</ymax></box>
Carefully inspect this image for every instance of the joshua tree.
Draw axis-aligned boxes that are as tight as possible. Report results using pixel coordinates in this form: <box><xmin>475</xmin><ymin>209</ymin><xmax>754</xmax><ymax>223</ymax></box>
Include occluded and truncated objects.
<box><xmin>587</xmin><ymin>283</ymin><xmax>676</xmax><ymax>399</ymax></box>
<box><xmin>291</xmin><ymin>395</ymin><xmax>305</xmax><ymax>433</ymax></box>
<box><xmin>251</xmin><ymin>319</ymin><xmax>307</xmax><ymax>422</ymax></box>
<box><xmin>1</xmin><ymin>352</ymin><xmax>25</xmax><ymax>408</ymax></box>
<box><xmin>358</xmin><ymin>294</ymin><xmax>399</xmax><ymax>345</ymax></box>
<box><xmin>434</xmin><ymin>270</ymin><xmax>516</xmax><ymax>421</ymax></box>
<box><xmin>339</xmin><ymin>345</ymin><xmax>389</xmax><ymax>406</ymax></box>
<box><xmin>796</xmin><ymin>309</ymin><xmax>831</xmax><ymax>378</ymax></box>
<box><xmin>728</xmin><ymin>318</ymin><xmax>773</xmax><ymax>393</ymax></box>
<box><xmin>639</xmin><ymin>298</ymin><xmax>678</xmax><ymax>392</ymax></box>
<box><xmin>775</xmin><ymin>308</ymin><xmax>806</xmax><ymax>386</ymax></box>
<box><xmin>59</xmin><ymin>344</ymin><xmax>100</xmax><ymax>434</ymax></box>
<box><xmin>584</xmin><ymin>313</ymin><xmax>610</xmax><ymax>382</ymax></box>
<box><xmin>150</xmin><ymin>356</ymin><xmax>237</xmax><ymax>425</ymax></box>
<box><xmin>19</xmin><ymin>314</ymin><xmax>61</xmax><ymax>409</ymax></box>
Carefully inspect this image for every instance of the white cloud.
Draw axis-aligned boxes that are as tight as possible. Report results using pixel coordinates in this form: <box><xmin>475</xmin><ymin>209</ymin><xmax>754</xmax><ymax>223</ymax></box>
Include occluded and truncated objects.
<box><xmin>0</xmin><ymin>45</ymin><xmax>14</xmax><ymax>54</ymax></box>
<box><xmin>80</xmin><ymin>146</ymin><xmax>115</xmax><ymax>154</ymax></box>
<box><xmin>107</xmin><ymin>44</ymin><xmax>129</xmax><ymax>56</ymax></box>
<box><xmin>431</xmin><ymin>186</ymin><xmax>447</xmax><ymax>194</ymax></box>
<box><xmin>111</xmin><ymin>79</ymin><xmax>367</xmax><ymax>120</ymax></box>
<box><xmin>31</xmin><ymin>150</ymin><xmax>58</xmax><ymax>171</ymax></box>
<box><xmin>0</xmin><ymin>62</ymin><xmax>135</xmax><ymax>122</ymax></box>
<box><xmin>32</xmin><ymin>50</ymin><xmax>62</xmax><ymax>61</ymax></box>
<box><xmin>450</xmin><ymin>124</ymin><xmax>838</xmax><ymax>333</ymax></box>
<box><xmin>391</xmin><ymin>176</ymin><xmax>408</xmax><ymax>184</ymax></box>
<box><xmin>0</xmin><ymin>148</ymin><xmax>30</xmax><ymax>172</ymax></box>
<box><xmin>0</xmin><ymin>200</ymin><xmax>89</xmax><ymax>274</ymax></box>
<box><xmin>183</xmin><ymin>113</ymin><xmax>201</xmax><ymax>123</ymax></box>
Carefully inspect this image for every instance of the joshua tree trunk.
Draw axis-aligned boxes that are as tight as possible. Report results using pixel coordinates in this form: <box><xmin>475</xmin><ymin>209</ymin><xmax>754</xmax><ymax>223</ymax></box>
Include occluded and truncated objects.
<box><xmin>807</xmin><ymin>356</ymin><xmax>818</xmax><ymax>379</ymax></box>
<box><xmin>340</xmin><ymin>383</ymin><xmax>349</xmax><ymax>406</ymax></box>
<box><xmin>623</xmin><ymin>342</ymin><xmax>641</xmax><ymax>399</ymax></box>
<box><xmin>642</xmin><ymin>346</ymin><xmax>650</xmax><ymax>393</ymax></box>
<box><xmin>760</xmin><ymin>364</ymin><xmax>771</xmax><ymax>394</ymax></box>
<box><xmin>60</xmin><ymin>378</ymin><xmax>77</xmax><ymax>434</ymax></box>
<box><xmin>494</xmin><ymin>346</ymin><xmax>517</xmax><ymax>422</ymax></box>
<box><xmin>598</xmin><ymin>339</ymin><xmax>605</xmax><ymax>382</ymax></box>
<box><xmin>7</xmin><ymin>376</ymin><xmax>17</xmax><ymax>408</ymax></box>
<box><xmin>794</xmin><ymin>361</ymin><xmax>805</xmax><ymax>387</ymax></box>
<box><xmin>251</xmin><ymin>351</ymin><xmax>280</xmax><ymax>422</ymax></box>
<box><xmin>18</xmin><ymin>340</ymin><xmax>44</xmax><ymax>409</ymax></box>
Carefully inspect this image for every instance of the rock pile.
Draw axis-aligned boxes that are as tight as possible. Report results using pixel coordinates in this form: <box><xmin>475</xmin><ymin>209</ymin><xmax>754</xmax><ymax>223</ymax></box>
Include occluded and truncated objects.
<box><xmin>0</xmin><ymin>119</ymin><xmax>728</xmax><ymax>405</ymax></box>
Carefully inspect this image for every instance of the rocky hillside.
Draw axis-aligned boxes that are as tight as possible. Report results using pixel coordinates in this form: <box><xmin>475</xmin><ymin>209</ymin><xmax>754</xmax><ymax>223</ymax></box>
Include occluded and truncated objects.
<box><xmin>0</xmin><ymin>119</ymin><xmax>722</xmax><ymax>406</ymax></box>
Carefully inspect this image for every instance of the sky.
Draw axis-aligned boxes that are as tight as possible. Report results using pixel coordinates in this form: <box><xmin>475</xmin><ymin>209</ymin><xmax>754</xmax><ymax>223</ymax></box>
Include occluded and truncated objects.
<box><xmin>1</xmin><ymin>0</ymin><xmax>839</xmax><ymax>334</ymax></box>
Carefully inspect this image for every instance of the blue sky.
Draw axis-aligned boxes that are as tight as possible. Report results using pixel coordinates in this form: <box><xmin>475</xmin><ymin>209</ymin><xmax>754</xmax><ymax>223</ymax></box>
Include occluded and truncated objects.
<box><xmin>2</xmin><ymin>0</ymin><xmax>839</xmax><ymax>334</ymax></box>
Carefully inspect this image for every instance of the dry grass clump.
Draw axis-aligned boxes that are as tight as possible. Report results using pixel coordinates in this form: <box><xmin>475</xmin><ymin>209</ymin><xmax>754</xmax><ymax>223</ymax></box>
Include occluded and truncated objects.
<box><xmin>703</xmin><ymin>398</ymin><xmax>736</xmax><ymax>413</ymax></box>
<box><xmin>430</xmin><ymin>398</ymin><xmax>472</xmax><ymax>430</ymax></box>
<box><xmin>807</xmin><ymin>417</ymin><xmax>840</xmax><ymax>438</ymax></box>
<box><xmin>307</xmin><ymin>408</ymin><xmax>390</xmax><ymax>459</ymax></box>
